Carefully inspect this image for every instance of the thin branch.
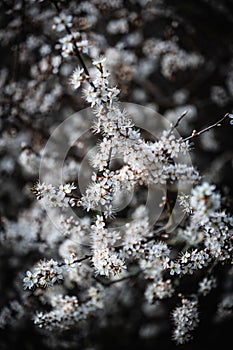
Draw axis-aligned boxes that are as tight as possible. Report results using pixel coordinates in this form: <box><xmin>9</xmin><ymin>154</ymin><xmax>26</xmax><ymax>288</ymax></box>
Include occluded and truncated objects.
<box><xmin>95</xmin><ymin>268</ymin><xmax>142</xmax><ymax>286</ymax></box>
<box><xmin>50</xmin><ymin>0</ymin><xmax>95</xmax><ymax>88</ymax></box>
<box><xmin>168</xmin><ymin>110</ymin><xmax>188</xmax><ymax>136</ymax></box>
<box><xmin>142</xmin><ymin>227</ymin><xmax>169</xmax><ymax>244</ymax></box>
<box><xmin>182</xmin><ymin>113</ymin><xmax>229</xmax><ymax>142</ymax></box>
<box><xmin>59</xmin><ymin>254</ymin><xmax>92</xmax><ymax>267</ymax></box>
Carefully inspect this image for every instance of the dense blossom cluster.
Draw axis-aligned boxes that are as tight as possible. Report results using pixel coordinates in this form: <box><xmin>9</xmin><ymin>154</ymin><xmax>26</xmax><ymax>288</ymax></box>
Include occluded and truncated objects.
<box><xmin>34</xmin><ymin>288</ymin><xmax>104</xmax><ymax>331</ymax></box>
<box><xmin>17</xmin><ymin>30</ymin><xmax>232</xmax><ymax>344</ymax></box>
<box><xmin>0</xmin><ymin>1</ymin><xmax>233</xmax><ymax>349</ymax></box>
<box><xmin>172</xmin><ymin>298</ymin><xmax>199</xmax><ymax>344</ymax></box>
<box><xmin>23</xmin><ymin>259</ymin><xmax>64</xmax><ymax>289</ymax></box>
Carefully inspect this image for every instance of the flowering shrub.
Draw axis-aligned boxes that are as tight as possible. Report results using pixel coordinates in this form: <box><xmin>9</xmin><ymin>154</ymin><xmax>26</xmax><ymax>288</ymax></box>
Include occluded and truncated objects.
<box><xmin>0</xmin><ymin>1</ymin><xmax>233</xmax><ymax>349</ymax></box>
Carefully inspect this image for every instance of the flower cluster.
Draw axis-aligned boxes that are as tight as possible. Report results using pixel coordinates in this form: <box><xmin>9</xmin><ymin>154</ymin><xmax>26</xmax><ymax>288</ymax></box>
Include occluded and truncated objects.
<box><xmin>16</xmin><ymin>11</ymin><xmax>232</xmax><ymax>344</ymax></box>
<box><xmin>143</xmin><ymin>38</ymin><xmax>204</xmax><ymax>79</ymax></box>
<box><xmin>23</xmin><ymin>259</ymin><xmax>64</xmax><ymax>290</ymax></box>
<box><xmin>169</xmin><ymin>249</ymin><xmax>210</xmax><ymax>275</ymax></box>
<box><xmin>145</xmin><ymin>279</ymin><xmax>174</xmax><ymax>303</ymax></box>
<box><xmin>58</xmin><ymin>31</ymin><xmax>89</xmax><ymax>57</ymax></box>
<box><xmin>34</xmin><ymin>288</ymin><xmax>104</xmax><ymax>330</ymax></box>
<box><xmin>91</xmin><ymin>215</ymin><xmax>126</xmax><ymax>277</ymax></box>
<box><xmin>172</xmin><ymin>298</ymin><xmax>199</xmax><ymax>344</ymax></box>
<box><xmin>0</xmin><ymin>1</ymin><xmax>232</xmax><ymax>349</ymax></box>
<box><xmin>178</xmin><ymin>182</ymin><xmax>233</xmax><ymax>248</ymax></box>
<box><xmin>33</xmin><ymin>182</ymin><xmax>77</xmax><ymax>208</ymax></box>
<box><xmin>68</xmin><ymin>55</ymin><xmax>200</xmax><ymax>219</ymax></box>
<box><xmin>198</xmin><ymin>276</ymin><xmax>217</xmax><ymax>296</ymax></box>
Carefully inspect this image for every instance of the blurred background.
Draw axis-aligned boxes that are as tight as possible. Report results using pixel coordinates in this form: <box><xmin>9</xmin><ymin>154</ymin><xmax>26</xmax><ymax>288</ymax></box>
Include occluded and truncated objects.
<box><xmin>0</xmin><ymin>0</ymin><xmax>233</xmax><ymax>349</ymax></box>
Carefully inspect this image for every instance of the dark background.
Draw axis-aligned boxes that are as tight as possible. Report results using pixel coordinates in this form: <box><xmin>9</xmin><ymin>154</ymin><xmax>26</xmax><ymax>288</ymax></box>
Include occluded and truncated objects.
<box><xmin>0</xmin><ymin>0</ymin><xmax>233</xmax><ymax>349</ymax></box>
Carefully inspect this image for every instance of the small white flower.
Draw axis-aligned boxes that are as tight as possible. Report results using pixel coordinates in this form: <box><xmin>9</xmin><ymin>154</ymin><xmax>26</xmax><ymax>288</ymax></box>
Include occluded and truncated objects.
<box><xmin>180</xmin><ymin>251</ymin><xmax>191</xmax><ymax>264</ymax></box>
<box><xmin>59</xmin><ymin>183</ymin><xmax>77</xmax><ymax>194</ymax></box>
<box><xmin>92</xmin><ymin>56</ymin><xmax>106</xmax><ymax>66</ymax></box>
<box><xmin>70</xmin><ymin>67</ymin><xmax>85</xmax><ymax>89</ymax></box>
<box><xmin>53</xmin><ymin>13</ymin><xmax>73</xmax><ymax>32</ymax></box>
<box><xmin>169</xmin><ymin>261</ymin><xmax>181</xmax><ymax>275</ymax></box>
<box><xmin>23</xmin><ymin>271</ymin><xmax>37</xmax><ymax>289</ymax></box>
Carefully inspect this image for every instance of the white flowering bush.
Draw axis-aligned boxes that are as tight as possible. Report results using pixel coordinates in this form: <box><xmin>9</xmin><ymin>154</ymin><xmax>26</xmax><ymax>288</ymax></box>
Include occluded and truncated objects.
<box><xmin>0</xmin><ymin>1</ymin><xmax>233</xmax><ymax>349</ymax></box>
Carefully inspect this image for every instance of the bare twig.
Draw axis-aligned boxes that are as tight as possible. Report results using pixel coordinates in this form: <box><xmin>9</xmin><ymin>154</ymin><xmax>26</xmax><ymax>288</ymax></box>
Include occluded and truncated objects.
<box><xmin>168</xmin><ymin>110</ymin><xmax>188</xmax><ymax>136</ymax></box>
<box><xmin>94</xmin><ymin>268</ymin><xmax>142</xmax><ymax>286</ymax></box>
<box><xmin>182</xmin><ymin>113</ymin><xmax>229</xmax><ymax>142</ymax></box>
